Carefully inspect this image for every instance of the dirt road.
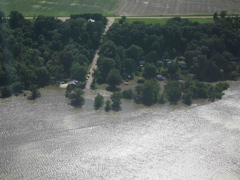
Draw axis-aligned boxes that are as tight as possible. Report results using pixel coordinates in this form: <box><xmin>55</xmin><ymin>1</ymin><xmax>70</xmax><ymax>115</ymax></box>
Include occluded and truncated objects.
<box><xmin>85</xmin><ymin>17</ymin><xmax>115</xmax><ymax>90</ymax></box>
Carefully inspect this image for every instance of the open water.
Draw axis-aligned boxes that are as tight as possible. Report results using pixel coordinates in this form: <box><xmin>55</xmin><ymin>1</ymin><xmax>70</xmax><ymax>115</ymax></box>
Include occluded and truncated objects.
<box><xmin>0</xmin><ymin>82</ymin><xmax>240</xmax><ymax>180</ymax></box>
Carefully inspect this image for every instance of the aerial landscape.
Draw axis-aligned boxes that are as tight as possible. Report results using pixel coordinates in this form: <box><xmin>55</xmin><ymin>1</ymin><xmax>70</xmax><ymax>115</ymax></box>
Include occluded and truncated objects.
<box><xmin>0</xmin><ymin>0</ymin><xmax>240</xmax><ymax>179</ymax></box>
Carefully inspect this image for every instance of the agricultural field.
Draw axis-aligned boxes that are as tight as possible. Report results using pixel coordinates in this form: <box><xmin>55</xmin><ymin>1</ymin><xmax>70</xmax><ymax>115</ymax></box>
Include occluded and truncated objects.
<box><xmin>0</xmin><ymin>0</ymin><xmax>240</xmax><ymax>16</ymax></box>
<box><xmin>0</xmin><ymin>0</ymin><xmax>120</xmax><ymax>16</ymax></box>
<box><xmin>116</xmin><ymin>0</ymin><xmax>240</xmax><ymax>16</ymax></box>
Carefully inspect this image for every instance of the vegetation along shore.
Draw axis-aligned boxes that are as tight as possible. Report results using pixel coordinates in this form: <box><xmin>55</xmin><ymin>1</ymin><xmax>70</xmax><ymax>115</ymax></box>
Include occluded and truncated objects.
<box><xmin>0</xmin><ymin>11</ymin><xmax>239</xmax><ymax>111</ymax></box>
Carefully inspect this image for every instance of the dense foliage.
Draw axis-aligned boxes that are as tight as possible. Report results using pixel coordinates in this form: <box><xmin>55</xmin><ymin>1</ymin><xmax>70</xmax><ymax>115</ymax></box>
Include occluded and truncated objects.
<box><xmin>97</xmin><ymin>14</ymin><xmax>240</xmax><ymax>84</ymax></box>
<box><xmin>0</xmin><ymin>11</ymin><xmax>106</xmax><ymax>98</ymax></box>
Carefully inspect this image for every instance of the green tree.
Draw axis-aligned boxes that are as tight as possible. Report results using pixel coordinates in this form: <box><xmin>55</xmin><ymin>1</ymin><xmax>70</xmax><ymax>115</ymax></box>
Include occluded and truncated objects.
<box><xmin>134</xmin><ymin>84</ymin><xmax>143</xmax><ymax>103</ymax></box>
<box><xmin>123</xmin><ymin>58</ymin><xmax>135</xmax><ymax>74</ymax></box>
<box><xmin>94</xmin><ymin>93</ymin><xmax>104</xmax><ymax>109</ymax></box>
<box><xmin>9</xmin><ymin>11</ymin><xmax>25</xmax><ymax>29</ymax></box>
<box><xmin>110</xmin><ymin>92</ymin><xmax>122</xmax><ymax>111</ymax></box>
<box><xmin>1</xmin><ymin>86</ymin><xmax>12</xmax><ymax>98</ymax></box>
<box><xmin>126</xmin><ymin>45</ymin><xmax>143</xmax><ymax>62</ymax></box>
<box><xmin>144</xmin><ymin>63</ymin><xmax>157</xmax><ymax>79</ymax></box>
<box><xmin>99</xmin><ymin>40</ymin><xmax>117</xmax><ymax>58</ymax></box>
<box><xmin>182</xmin><ymin>92</ymin><xmax>192</xmax><ymax>106</ymax></box>
<box><xmin>97</xmin><ymin>57</ymin><xmax>115</xmax><ymax>82</ymax></box>
<box><xmin>220</xmin><ymin>11</ymin><xmax>227</xmax><ymax>19</ymax></box>
<box><xmin>141</xmin><ymin>80</ymin><xmax>160</xmax><ymax>106</ymax></box>
<box><xmin>68</xmin><ymin>88</ymin><xmax>85</xmax><ymax>107</ymax></box>
<box><xmin>11</xmin><ymin>81</ymin><xmax>24</xmax><ymax>94</ymax></box>
<box><xmin>29</xmin><ymin>84</ymin><xmax>41</xmax><ymax>100</ymax></box>
<box><xmin>122</xmin><ymin>89</ymin><xmax>134</xmax><ymax>99</ymax></box>
<box><xmin>35</xmin><ymin>67</ymin><xmax>50</xmax><ymax>87</ymax></box>
<box><xmin>165</xmin><ymin>80</ymin><xmax>182</xmax><ymax>103</ymax></box>
<box><xmin>106</xmin><ymin>68</ymin><xmax>122</xmax><ymax>89</ymax></box>
<box><xmin>105</xmin><ymin>100</ymin><xmax>111</xmax><ymax>112</ymax></box>
<box><xmin>70</xmin><ymin>62</ymin><xmax>87</xmax><ymax>82</ymax></box>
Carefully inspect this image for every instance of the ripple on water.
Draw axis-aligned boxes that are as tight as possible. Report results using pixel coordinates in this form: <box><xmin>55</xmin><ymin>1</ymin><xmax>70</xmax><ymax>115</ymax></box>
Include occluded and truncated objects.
<box><xmin>0</xmin><ymin>83</ymin><xmax>240</xmax><ymax>179</ymax></box>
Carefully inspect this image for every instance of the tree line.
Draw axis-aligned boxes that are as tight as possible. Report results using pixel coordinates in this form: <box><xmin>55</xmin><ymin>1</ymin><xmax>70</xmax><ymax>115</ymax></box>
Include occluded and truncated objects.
<box><xmin>94</xmin><ymin>13</ymin><xmax>239</xmax><ymax>87</ymax></box>
<box><xmin>0</xmin><ymin>11</ymin><xmax>106</xmax><ymax>99</ymax></box>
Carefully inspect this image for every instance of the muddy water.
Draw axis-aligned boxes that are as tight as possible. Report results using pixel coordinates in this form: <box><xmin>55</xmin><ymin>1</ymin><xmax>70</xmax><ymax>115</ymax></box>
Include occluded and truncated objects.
<box><xmin>0</xmin><ymin>82</ymin><xmax>240</xmax><ymax>180</ymax></box>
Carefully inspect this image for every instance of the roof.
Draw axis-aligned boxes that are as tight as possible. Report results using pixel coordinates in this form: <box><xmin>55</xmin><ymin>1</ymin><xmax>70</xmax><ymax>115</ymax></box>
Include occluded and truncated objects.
<box><xmin>88</xmin><ymin>19</ymin><xmax>95</xmax><ymax>22</ymax></box>
<box><xmin>68</xmin><ymin>80</ymin><xmax>79</xmax><ymax>85</ymax></box>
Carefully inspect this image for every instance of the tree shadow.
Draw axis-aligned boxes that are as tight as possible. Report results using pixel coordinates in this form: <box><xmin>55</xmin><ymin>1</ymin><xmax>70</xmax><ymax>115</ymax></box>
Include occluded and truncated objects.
<box><xmin>106</xmin><ymin>86</ymin><xmax>121</xmax><ymax>92</ymax></box>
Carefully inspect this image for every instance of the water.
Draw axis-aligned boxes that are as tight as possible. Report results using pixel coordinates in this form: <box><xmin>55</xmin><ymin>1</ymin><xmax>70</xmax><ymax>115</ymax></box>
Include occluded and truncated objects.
<box><xmin>0</xmin><ymin>82</ymin><xmax>240</xmax><ymax>180</ymax></box>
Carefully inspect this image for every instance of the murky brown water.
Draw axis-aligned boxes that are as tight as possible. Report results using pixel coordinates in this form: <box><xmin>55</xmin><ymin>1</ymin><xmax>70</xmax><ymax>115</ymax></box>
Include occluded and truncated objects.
<box><xmin>0</xmin><ymin>82</ymin><xmax>240</xmax><ymax>180</ymax></box>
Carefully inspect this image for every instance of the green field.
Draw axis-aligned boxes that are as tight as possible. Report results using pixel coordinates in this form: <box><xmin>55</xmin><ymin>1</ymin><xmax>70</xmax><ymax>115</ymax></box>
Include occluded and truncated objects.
<box><xmin>1</xmin><ymin>0</ymin><xmax>240</xmax><ymax>17</ymax></box>
<box><xmin>0</xmin><ymin>0</ymin><xmax>119</xmax><ymax>16</ymax></box>
<box><xmin>115</xmin><ymin>18</ymin><xmax>214</xmax><ymax>25</ymax></box>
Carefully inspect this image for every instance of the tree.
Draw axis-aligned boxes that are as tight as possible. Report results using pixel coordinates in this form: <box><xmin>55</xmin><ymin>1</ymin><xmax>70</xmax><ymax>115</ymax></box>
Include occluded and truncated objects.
<box><xmin>141</xmin><ymin>80</ymin><xmax>160</xmax><ymax>106</ymax></box>
<box><xmin>29</xmin><ymin>84</ymin><xmax>41</xmax><ymax>100</ymax></box>
<box><xmin>105</xmin><ymin>100</ymin><xmax>111</xmax><ymax>112</ymax></box>
<box><xmin>106</xmin><ymin>68</ymin><xmax>122</xmax><ymax>89</ymax></box>
<box><xmin>99</xmin><ymin>40</ymin><xmax>117</xmax><ymax>58</ymax></box>
<box><xmin>9</xmin><ymin>11</ymin><xmax>25</xmax><ymax>29</ymax></box>
<box><xmin>110</xmin><ymin>92</ymin><xmax>122</xmax><ymax>111</ymax></box>
<box><xmin>11</xmin><ymin>81</ymin><xmax>24</xmax><ymax>94</ymax></box>
<box><xmin>94</xmin><ymin>93</ymin><xmax>104</xmax><ymax>109</ymax></box>
<box><xmin>97</xmin><ymin>57</ymin><xmax>115</xmax><ymax>81</ymax></box>
<box><xmin>134</xmin><ymin>84</ymin><xmax>143</xmax><ymax>103</ymax></box>
<box><xmin>213</xmin><ymin>12</ymin><xmax>219</xmax><ymax>21</ymax></box>
<box><xmin>144</xmin><ymin>63</ymin><xmax>157</xmax><ymax>79</ymax></box>
<box><xmin>126</xmin><ymin>45</ymin><xmax>143</xmax><ymax>62</ymax></box>
<box><xmin>165</xmin><ymin>80</ymin><xmax>182</xmax><ymax>103</ymax></box>
<box><xmin>145</xmin><ymin>51</ymin><xmax>158</xmax><ymax>64</ymax></box>
<box><xmin>70</xmin><ymin>62</ymin><xmax>87</xmax><ymax>82</ymax></box>
<box><xmin>0</xmin><ymin>11</ymin><xmax>5</xmax><ymax>23</ymax></box>
<box><xmin>220</xmin><ymin>11</ymin><xmax>227</xmax><ymax>19</ymax></box>
<box><xmin>122</xmin><ymin>89</ymin><xmax>134</xmax><ymax>99</ymax></box>
<box><xmin>35</xmin><ymin>67</ymin><xmax>50</xmax><ymax>87</ymax></box>
<box><xmin>68</xmin><ymin>88</ymin><xmax>85</xmax><ymax>107</ymax></box>
<box><xmin>182</xmin><ymin>92</ymin><xmax>192</xmax><ymax>106</ymax></box>
<box><xmin>123</xmin><ymin>58</ymin><xmax>135</xmax><ymax>74</ymax></box>
<box><xmin>1</xmin><ymin>86</ymin><xmax>12</xmax><ymax>98</ymax></box>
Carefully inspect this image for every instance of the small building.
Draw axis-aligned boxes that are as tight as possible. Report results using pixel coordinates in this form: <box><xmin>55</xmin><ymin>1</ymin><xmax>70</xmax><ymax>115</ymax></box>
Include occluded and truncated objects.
<box><xmin>190</xmin><ymin>74</ymin><xmax>196</xmax><ymax>79</ymax></box>
<box><xmin>179</xmin><ymin>60</ymin><xmax>187</xmax><ymax>68</ymax></box>
<box><xmin>139</xmin><ymin>61</ymin><xmax>145</xmax><ymax>67</ymax></box>
<box><xmin>88</xmin><ymin>19</ymin><xmax>95</xmax><ymax>23</ymax></box>
<box><xmin>156</xmin><ymin>60</ymin><xmax>163</xmax><ymax>67</ymax></box>
<box><xmin>156</xmin><ymin>74</ymin><xmax>164</xmax><ymax>81</ymax></box>
<box><xmin>67</xmin><ymin>80</ymin><xmax>79</xmax><ymax>88</ymax></box>
<box><xmin>167</xmin><ymin>60</ymin><xmax>174</xmax><ymax>67</ymax></box>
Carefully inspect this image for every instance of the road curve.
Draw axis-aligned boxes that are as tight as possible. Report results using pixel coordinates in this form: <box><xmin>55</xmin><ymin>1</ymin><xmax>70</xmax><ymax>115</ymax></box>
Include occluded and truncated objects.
<box><xmin>85</xmin><ymin>17</ymin><xmax>115</xmax><ymax>90</ymax></box>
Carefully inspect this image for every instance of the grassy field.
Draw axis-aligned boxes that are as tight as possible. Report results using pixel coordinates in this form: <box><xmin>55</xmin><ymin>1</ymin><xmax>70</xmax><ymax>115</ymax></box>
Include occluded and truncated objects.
<box><xmin>115</xmin><ymin>18</ymin><xmax>214</xmax><ymax>25</ymax></box>
<box><xmin>0</xmin><ymin>0</ymin><xmax>120</xmax><ymax>16</ymax></box>
<box><xmin>0</xmin><ymin>0</ymin><xmax>240</xmax><ymax>17</ymax></box>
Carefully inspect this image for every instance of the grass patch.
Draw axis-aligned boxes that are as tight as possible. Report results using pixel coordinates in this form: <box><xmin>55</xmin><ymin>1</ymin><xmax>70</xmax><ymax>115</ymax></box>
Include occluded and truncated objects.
<box><xmin>0</xmin><ymin>0</ymin><xmax>119</xmax><ymax>17</ymax></box>
<box><xmin>116</xmin><ymin>18</ymin><xmax>214</xmax><ymax>25</ymax></box>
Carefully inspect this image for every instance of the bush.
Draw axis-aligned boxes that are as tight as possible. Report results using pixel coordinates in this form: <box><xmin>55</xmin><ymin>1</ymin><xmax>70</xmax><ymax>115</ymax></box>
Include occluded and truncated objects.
<box><xmin>165</xmin><ymin>80</ymin><xmax>182</xmax><ymax>103</ymax></box>
<box><xmin>94</xmin><ymin>93</ymin><xmax>104</xmax><ymax>109</ymax></box>
<box><xmin>29</xmin><ymin>84</ymin><xmax>41</xmax><ymax>99</ymax></box>
<box><xmin>182</xmin><ymin>92</ymin><xmax>192</xmax><ymax>105</ymax></box>
<box><xmin>105</xmin><ymin>100</ymin><xmax>111</xmax><ymax>112</ymax></box>
<box><xmin>111</xmin><ymin>92</ymin><xmax>122</xmax><ymax>111</ymax></box>
<box><xmin>137</xmin><ymin>78</ymin><xmax>145</xmax><ymax>83</ymax></box>
<box><xmin>11</xmin><ymin>81</ymin><xmax>24</xmax><ymax>94</ymax></box>
<box><xmin>68</xmin><ymin>88</ymin><xmax>85</xmax><ymax>107</ymax></box>
<box><xmin>122</xmin><ymin>89</ymin><xmax>134</xmax><ymax>99</ymax></box>
<box><xmin>1</xmin><ymin>86</ymin><xmax>12</xmax><ymax>98</ymax></box>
